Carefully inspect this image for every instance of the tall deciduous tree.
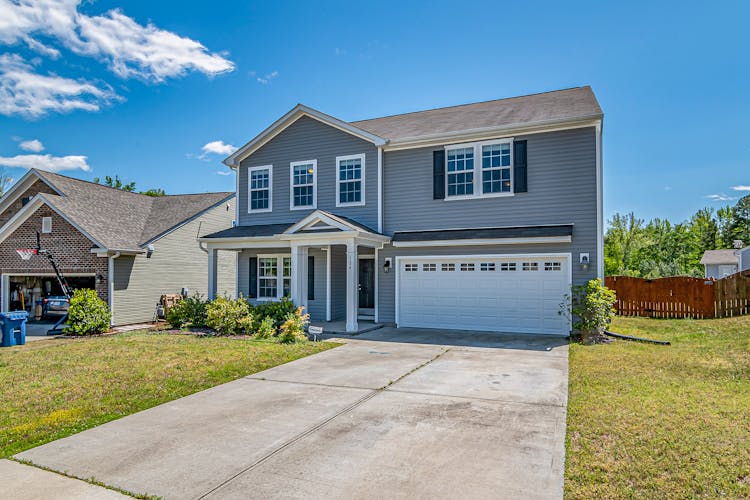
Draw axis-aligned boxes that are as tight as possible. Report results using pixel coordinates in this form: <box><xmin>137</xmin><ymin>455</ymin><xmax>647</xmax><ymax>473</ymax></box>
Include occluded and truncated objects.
<box><xmin>93</xmin><ymin>175</ymin><xmax>136</xmax><ymax>192</ymax></box>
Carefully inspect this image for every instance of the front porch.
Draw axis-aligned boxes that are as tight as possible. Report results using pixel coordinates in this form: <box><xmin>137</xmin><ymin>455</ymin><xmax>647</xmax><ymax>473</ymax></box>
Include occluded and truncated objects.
<box><xmin>202</xmin><ymin>210</ymin><xmax>390</xmax><ymax>333</ymax></box>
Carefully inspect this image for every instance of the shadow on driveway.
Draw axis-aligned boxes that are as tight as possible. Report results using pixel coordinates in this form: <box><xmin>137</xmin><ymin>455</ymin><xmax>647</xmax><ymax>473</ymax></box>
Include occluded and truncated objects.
<box><xmin>327</xmin><ymin>326</ymin><xmax>569</xmax><ymax>353</ymax></box>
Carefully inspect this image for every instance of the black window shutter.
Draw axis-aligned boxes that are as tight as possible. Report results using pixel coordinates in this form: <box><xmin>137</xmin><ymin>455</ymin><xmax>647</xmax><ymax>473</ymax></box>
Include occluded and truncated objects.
<box><xmin>514</xmin><ymin>140</ymin><xmax>528</xmax><ymax>193</ymax></box>
<box><xmin>307</xmin><ymin>256</ymin><xmax>315</xmax><ymax>300</ymax></box>
<box><xmin>433</xmin><ymin>150</ymin><xmax>445</xmax><ymax>199</ymax></box>
<box><xmin>248</xmin><ymin>257</ymin><xmax>257</xmax><ymax>298</ymax></box>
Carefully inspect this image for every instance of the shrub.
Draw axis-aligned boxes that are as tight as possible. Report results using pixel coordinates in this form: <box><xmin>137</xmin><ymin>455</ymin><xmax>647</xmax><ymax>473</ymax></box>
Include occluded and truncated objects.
<box><xmin>165</xmin><ymin>293</ymin><xmax>207</xmax><ymax>329</ymax></box>
<box><xmin>65</xmin><ymin>289</ymin><xmax>111</xmax><ymax>335</ymax></box>
<box><xmin>277</xmin><ymin>306</ymin><xmax>309</xmax><ymax>343</ymax></box>
<box><xmin>252</xmin><ymin>297</ymin><xmax>296</xmax><ymax>329</ymax></box>
<box><xmin>205</xmin><ymin>296</ymin><xmax>253</xmax><ymax>335</ymax></box>
<box><xmin>559</xmin><ymin>278</ymin><xmax>616</xmax><ymax>344</ymax></box>
<box><xmin>254</xmin><ymin>316</ymin><xmax>276</xmax><ymax>339</ymax></box>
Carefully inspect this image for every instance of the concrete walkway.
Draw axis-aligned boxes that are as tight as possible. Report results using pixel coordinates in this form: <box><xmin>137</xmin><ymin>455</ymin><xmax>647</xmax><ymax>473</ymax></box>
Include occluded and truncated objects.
<box><xmin>0</xmin><ymin>459</ymin><xmax>127</xmax><ymax>499</ymax></box>
<box><xmin>15</xmin><ymin>328</ymin><xmax>569</xmax><ymax>499</ymax></box>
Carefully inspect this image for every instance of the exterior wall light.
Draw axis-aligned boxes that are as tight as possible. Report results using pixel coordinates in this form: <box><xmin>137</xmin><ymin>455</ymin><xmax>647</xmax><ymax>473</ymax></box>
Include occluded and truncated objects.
<box><xmin>384</xmin><ymin>258</ymin><xmax>392</xmax><ymax>273</ymax></box>
<box><xmin>579</xmin><ymin>253</ymin><xmax>590</xmax><ymax>272</ymax></box>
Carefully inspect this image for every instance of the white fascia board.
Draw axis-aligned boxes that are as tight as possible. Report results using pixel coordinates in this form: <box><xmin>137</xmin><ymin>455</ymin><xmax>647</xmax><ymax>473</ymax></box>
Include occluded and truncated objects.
<box><xmin>224</xmin><ymin>104</ymin><xmax>387</xmax><ymax>168</ymax></box>
<box><xmin>0</xmin><ymin>169</ymin><xmax>57</xmax><ymax>216</ymax></box>
<box><xmin>283</xmin><ymin>210</ymin><xmax>353</xmax><ymax>234</ymax></box>
<box><xmin>382</xmin><ymin>116</ymin><xmax>601</xmax><ymax>152</ymax></box>
<box><xmin>595</xmin><ymin>119</ymin><xmax>604</xmax><ymax>279</ymax></box>
<box><xmin>391</xmin><ymin>235</ymin><xmax>572</xmax><ymax>247</ymax></box>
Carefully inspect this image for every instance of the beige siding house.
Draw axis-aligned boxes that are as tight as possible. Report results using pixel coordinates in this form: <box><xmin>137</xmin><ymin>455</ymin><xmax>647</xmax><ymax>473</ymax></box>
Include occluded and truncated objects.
<box><xmin>0</xmin><ymin>169</ymin><xmax>236</xmax><ymax>326</ymax></box>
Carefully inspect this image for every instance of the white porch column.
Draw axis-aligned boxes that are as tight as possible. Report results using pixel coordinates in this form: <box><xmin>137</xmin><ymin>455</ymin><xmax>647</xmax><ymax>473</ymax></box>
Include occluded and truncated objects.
<box><xmin>345</xmin><ymin>239</ymin><xmax>358</xmax><ymax>332</ymax></box>
<box><xmin>290</xmin><ymin>244</ymin><xmax>308</xmax><ymax>310</ymax></box>
<box><xmin>207</xmin><ymin>247</ymin><xmax>218</xmax><ymax>299</ymax></box>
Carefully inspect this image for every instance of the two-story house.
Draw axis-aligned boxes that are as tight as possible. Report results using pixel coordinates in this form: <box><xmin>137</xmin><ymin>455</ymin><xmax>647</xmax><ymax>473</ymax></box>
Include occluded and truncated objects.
<box><xmin>202</xmin><ymin>86</ymin><xmax>603</xmax><ymax>335</ymax></box>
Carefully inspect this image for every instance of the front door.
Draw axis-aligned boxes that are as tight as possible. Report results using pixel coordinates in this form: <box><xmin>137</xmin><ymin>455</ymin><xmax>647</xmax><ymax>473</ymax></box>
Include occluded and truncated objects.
<box><xmin>358</xmin><ymin>258</ymin><xmax>375</xmax><ymax>315</ymax></box>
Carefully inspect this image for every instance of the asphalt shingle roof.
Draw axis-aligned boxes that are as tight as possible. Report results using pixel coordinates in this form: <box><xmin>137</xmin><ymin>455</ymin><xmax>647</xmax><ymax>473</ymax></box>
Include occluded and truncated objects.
<box><xmin>700</xmin><ymin>249</ymin><xmax>739</xmax><ymax>265</ymax></box>
<box><xmin>34</xmin><ymin>170</ymin><xmax>232</xmax><ymax>251</ymax></box>
<box><xmin>350</xmin><ymin>86</ymin><xmax>602</xmax><ymax>143</ymax></box>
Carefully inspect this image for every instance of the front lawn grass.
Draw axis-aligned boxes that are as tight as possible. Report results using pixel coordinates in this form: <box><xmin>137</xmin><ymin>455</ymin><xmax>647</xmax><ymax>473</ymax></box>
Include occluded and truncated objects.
<box><xmin>566</xmin><ymin>315</ymin><xmax>750</xmax><ymax>498</ymax></box>
<box><xmin>0</xmin><ymin>332</ymin><xmax>337</xmax><ymax>458</ymax></box>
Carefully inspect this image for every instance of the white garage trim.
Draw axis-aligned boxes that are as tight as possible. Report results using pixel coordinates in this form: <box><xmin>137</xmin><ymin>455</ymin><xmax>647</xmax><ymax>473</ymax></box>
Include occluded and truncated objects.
<box><xmin>395</xmin><ymin>253</ymin><xmax>572</xmax><ymax>335</ymax></box>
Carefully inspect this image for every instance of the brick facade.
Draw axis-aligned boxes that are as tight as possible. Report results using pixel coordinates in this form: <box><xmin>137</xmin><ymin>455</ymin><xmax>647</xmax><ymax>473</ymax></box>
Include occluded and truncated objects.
<box><xmin>0</xmin><ymin>180</ymin><xmax>58</xmax><ymax>227</ymax></box>
<box><xmin>0</xmin><ymin>204</ymin><xmax>108</xmax><ymax>308</ymax></box>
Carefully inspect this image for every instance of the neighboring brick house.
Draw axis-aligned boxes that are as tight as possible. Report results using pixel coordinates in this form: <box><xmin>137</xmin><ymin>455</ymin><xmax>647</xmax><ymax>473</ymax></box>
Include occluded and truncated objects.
<box><xmin>0</xmin><ymin>169</ymin><xmax>236</xmax><ymax>326</ymax></box>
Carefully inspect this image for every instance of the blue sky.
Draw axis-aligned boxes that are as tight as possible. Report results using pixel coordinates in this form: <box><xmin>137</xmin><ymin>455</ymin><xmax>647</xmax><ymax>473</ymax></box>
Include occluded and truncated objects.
<box><xmin>1</xmin><ymin>0</ymin><xmax>749</xmax><ymax>223</ymax></box>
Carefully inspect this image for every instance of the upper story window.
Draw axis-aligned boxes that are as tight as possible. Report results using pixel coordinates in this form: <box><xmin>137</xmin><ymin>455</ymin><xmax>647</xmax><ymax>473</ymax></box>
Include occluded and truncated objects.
<box><xmin>248</xmin><ymin>165</ymin><xmax>272</xmax><ymax>213</ymax></box>
<box><xmin>481</xmin><ymin>143</ymin><xmax>511</xmax><ymax>194</ymax></box>
<box><xmin>447</xmin><ymin>148</ymin><xmax>474</xmax><ymax>196</ymax></box>
<box><xmin>336</xmin><ymin>153</ymin><xmax>365</xmax><ymax>207</ymax></box>
<box><xmin>446</xmin><ymin>139</ymin><xmax>513</xmax><ymax>199</ymax></box>
<box><xmin>290</xmin><ymin>160</ymin><xmax>317</xmax><ymax>210</ymax></box>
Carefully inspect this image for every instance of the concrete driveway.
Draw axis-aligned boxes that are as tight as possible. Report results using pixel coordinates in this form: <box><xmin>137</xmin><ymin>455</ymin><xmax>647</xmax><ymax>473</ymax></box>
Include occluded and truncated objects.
<box><xmin>15</xmin><ymin>328</ymin><xmax>569</xmax><ymax>499</ymax></box>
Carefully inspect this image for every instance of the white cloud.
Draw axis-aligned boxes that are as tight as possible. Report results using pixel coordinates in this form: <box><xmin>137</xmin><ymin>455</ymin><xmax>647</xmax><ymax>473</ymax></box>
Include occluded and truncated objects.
<box><xmin>201</xmin><ymin>140</ymin><xmax>236</xmax><ymax>156</ymax></box>
<box><xmin>0</xmin><ymin>0</ymin><xmax>235</xmax><ymax>83</ymax></box>
<box><xmin>0</xmin><ymin>53</ymin><xmax>119</xmax><ymax>117</ymax></box>
<box><xmin>705</xmin><ymin>193</ymin><xmax>736</xmax><ymax>202</ymax></box>
<box><xmin>216</xmin><ymin>170</ymin><xmax>232</xmax><ymax>176</ymax></box>
<box><xmin>0</xmin><ymin>153</ymin><xmax>90</xmax><ymax>172</ymax></box>
<box><xmin>732</xmin><ymin>185</ymin><xmax>750</xmax><ymax>191</ymax></box>
<box><xmin>250</xmin><ymin>70</ymin><xmax>278</xmax><ymax>85</ymax></box>
<box><xmin>19</xmin><ymin>138</ymin><xmax>44</xmax><ymax>152</ymax></box>
<box><xmin>334</xmin><ymin>47</ymin><xmax>347</xmax><ymax>56</ymax></box>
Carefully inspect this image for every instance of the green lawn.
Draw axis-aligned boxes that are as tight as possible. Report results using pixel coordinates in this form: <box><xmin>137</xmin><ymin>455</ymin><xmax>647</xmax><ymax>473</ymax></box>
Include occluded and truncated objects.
<box><xmin>566</xmin><ymin>315</ymin><xmax>750</xmax><ymax>498</ymax></box>
<box><xmin>0</xmin><ymin>332</ymin><xmax>337</xmax><ymax>458</ymax></box>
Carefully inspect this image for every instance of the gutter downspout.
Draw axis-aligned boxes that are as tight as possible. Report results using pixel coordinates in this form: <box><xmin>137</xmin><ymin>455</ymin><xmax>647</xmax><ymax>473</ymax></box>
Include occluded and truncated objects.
<box><xmin>108</xmin><ymin>251</ymin><xmax>120</xmax><ymax>326</ymax></box>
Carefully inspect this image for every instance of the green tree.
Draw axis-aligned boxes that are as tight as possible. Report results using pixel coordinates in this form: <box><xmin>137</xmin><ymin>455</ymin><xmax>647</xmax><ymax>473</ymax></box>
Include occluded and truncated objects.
<box><xmin>604</xmin><ymin>212</ymin><xmax>646</xmax><ymax>276</ymax></box>
<box><xmin>140</xmin><ymin>188</ymin><xmax>166</xmax><ymax>197</ymax></box>
<box><xmin>727</xmin><ymin>194</ymin><xmax>750</xmax><ymax>246</ymax></box>
<box><xmin>93</xmin><ymin>175</ymin><xmax>136</xmax><ymax>192</ymax></box>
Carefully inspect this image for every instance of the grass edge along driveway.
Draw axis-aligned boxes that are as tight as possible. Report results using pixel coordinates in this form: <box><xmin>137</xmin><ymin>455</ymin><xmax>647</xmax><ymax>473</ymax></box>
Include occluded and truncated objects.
<box><xmin>566</xmin><ymin>315</ymin><xmax>750</xmax><ymax>498</ymax></box>
<box><xmin>0</xmin><ymin>331</ymin><xmax>337</xmax><ymax>458</ymax></box>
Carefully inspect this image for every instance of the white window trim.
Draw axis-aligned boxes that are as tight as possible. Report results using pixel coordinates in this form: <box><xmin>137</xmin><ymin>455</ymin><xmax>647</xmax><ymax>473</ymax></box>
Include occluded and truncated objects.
<box><xmin>335</xmin><ymin>153</ymin><xmax>366</xmax><ymax>207</ymax></box>
<box><xmin>41</xmin><ymin>216</ymin><xmax>52</xmax><ymax>233</ymax></box>
<box><xmin>444</xmin><ymin>138</ymin><xmax>514</xmax><ymax>200</ymax></box>
<box><xmin>248</xmin><ymin>165</ymin><xmax>273</xmax><ymax>214</ymax></box>
<box><xmin>289</xmin><ymin>159</ymin><xmax>317</xmax><ymax>211</ymax></box>
<box><xmin>256</xmin><ymin>254</ymin><xmax>291</xmax><ymax>301</ymax></box>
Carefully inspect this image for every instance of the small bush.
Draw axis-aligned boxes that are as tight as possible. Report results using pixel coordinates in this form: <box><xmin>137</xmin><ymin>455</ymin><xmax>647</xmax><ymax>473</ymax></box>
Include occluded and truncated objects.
<box><xmin>252</xmin><ymin>297</ymin><xmax>296</xmax><ymax>329</ymax></box>
<box><xmin>165</xmin><ymin>293</ymin><xmax>207</xmax><ymax>328</ymax></box>
<box><xmin>205</xmin><ymin>296</ymin><xmax>253</xmax><ymax>335</ymax></box>
<box><xmin>254</xmin><ymin>316</ymin><xmax>276</xmax><ymax>339</ymax></box>
<box><xmin>65</xmin><ymin>289</ymin><xmax>111</xmax><ymax>335</ymax></box>
<box><xmin>559</xmin><ymin>278</ymin><xmax>616</xmax><ymax>344</ymax></box>
<box><xmin>277</xmin><ymin>306</ymin><xmax>309</xmax><ymax>343</ymax></box>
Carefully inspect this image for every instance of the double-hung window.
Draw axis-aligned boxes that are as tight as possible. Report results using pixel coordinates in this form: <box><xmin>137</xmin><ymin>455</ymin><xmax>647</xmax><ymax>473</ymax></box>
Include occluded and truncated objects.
<box><xmin>445</xmin><ymin>139</ymin><xmax>513</xmax><ymax>199</ymax></box>
<box><xmin>336</xmin><ymin>153</ymin><xmax>365</xmax><ymax>207</ymax></box>
<box><xmin>258</xmin><ymin>255</ymin><xmax>291</xmax><ymax>300</ymax></box>
<box><xmin>481</xmin><ymin>143</ymin><xmax>511</xmax><ymax>194</ymax></box>
<box><xmin>290</xmin><ymin>160</ymin><xmax>317</xmax><ymax>210</ymax></box>
<box><xmin>447</xmin><ymin>147</ymin><xmax>474</xmax><ymax>196</ymax></box>
<box><xmin>248</xmin><ymin>165</ymin><xmax>272</xmax><ymax>212</ymax></box>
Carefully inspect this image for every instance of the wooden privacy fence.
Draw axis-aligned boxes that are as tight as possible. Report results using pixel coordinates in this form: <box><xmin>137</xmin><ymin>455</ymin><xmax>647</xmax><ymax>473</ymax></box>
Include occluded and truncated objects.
<box><xmin>605</xmin><ymin>271</ymin><xmax>750</xmax><ymax>319</ymax></box>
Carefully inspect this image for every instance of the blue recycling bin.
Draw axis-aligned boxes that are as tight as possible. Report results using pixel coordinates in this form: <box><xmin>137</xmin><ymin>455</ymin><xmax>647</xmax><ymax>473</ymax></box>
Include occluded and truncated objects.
<box><xmin>0</xmin><ymin>311</ymin><xmax>28</xmax><ymax>347</ymax></box>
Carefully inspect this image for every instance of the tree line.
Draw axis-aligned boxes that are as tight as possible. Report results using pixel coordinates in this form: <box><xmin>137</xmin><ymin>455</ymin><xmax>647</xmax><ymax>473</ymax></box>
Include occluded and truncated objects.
<box><xmin>605</xmin><ymin>194</ymin><xmax>750</xmax><ymax>278</ymax></box>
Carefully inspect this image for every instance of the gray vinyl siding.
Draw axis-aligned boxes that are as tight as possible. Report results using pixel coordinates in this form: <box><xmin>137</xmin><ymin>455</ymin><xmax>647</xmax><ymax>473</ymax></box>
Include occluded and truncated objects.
<box><xmin>236</xmin><ymin>247</ymin><xmax>329</xmax><ymax>322</ymax></box>
<box><xmin>238</xmin><ymin>116</ymin><xmax>379</xmax><ymax>230</ymax></box>
<box><xmin>330</xmin><ymin>245</ymin><xmax>347</xmax><ymax>320</ymax></box>
<box><xmin>111</xmin><ymin>199</ymin><xmax>236</xmax><ymax>326</ymax></box>
<box><xmin>376</xmin><ymin>242</ymin><xmax>592</xmax><ymax>324</ymax></box>
<box><xmin>740</xmin><ymin>248</ymin><xmax>750</xmax><ymax>271</ymax></box>
<box><xmin>704</xmin><ymin>263</ymin><xmax>738</xmax><ymax>279</ymax></box>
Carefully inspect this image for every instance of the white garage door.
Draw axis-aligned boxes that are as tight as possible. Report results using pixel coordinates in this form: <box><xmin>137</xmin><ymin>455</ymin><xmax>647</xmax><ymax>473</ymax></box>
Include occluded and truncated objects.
<box><xmin>397</xmin><ymin>255</ymin><xmax>570</xmax><ymax>335</ymax></box>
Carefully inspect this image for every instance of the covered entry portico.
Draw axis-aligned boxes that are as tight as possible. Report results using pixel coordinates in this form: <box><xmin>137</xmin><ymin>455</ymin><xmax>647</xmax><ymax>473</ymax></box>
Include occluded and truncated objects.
<box><xmin>202</xmin><ymin>210</ymin><xmax>389</xmax><ymax>332</ymax></box>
